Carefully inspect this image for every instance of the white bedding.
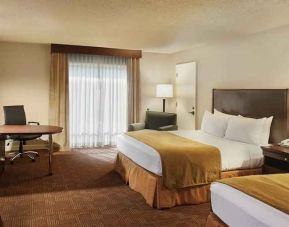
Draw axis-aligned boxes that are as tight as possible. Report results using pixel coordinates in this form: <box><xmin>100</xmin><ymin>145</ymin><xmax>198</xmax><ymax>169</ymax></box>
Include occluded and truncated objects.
<box><xmin>116</xmin><ymin>130</ymin><xmax>263</xmax><ymax>176</ymax></box>
<box><xmin>211</xmin><ymin>182</ymin><xmax>289</xmax><ymax>227</ymax></box>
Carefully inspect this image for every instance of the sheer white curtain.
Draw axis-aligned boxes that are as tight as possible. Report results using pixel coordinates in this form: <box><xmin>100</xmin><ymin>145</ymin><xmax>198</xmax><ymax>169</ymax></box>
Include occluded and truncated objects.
<box><xmin>68</xmin><ymin>54</ymin><xmax>128</xmax><ymax>147</ymax></box>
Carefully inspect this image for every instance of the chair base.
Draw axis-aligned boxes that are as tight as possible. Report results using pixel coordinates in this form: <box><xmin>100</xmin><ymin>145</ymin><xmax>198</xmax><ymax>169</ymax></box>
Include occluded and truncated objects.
<box><xmin>10</xmin><ymin>151</ymin><xmax>39</xmax><ymax>164</ymax></box>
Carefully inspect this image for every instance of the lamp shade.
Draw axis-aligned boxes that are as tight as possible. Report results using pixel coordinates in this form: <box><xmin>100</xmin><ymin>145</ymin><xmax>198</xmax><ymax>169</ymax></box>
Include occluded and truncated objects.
<box><xmin>156</xmin><ymin>84</ymin><xmax>173</xmax><ymax>98</ymax></box>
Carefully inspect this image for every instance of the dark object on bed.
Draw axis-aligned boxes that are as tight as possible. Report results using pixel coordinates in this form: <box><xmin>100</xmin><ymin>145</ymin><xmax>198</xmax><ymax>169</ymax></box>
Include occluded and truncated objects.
<box><xmin>213</xmin><ymin>89</ymin><xmax>289</xmax><ymax>143</ymax></box>
<box><xmin>128</xmin><ymin>110</ymin><xmax>178</xmax><ymax>131</ymax></box>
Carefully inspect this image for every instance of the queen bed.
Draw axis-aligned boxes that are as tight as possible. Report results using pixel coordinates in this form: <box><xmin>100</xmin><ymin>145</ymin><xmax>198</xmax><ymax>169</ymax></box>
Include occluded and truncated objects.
<box><xmin>115</xmin><ymin>89</ymin><xmax>289</xmax><ymax>208</ymax></box>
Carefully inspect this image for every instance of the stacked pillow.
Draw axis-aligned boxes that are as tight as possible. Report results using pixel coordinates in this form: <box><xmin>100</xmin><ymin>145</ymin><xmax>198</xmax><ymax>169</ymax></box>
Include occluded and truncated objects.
<box><xmin>201</xmin><ymin>109</ymin><xmax>273</xmax><ymax>145</ymax></box>
<box><xmin>201</xmin><ymin>111</ymin><xmax>228</xmax><ymax>138</ymax></box>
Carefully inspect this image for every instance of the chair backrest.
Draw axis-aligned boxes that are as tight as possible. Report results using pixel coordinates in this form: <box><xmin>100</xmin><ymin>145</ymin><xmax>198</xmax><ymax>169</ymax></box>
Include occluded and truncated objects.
<box><xmin>3</xmin><ymin>105</ymin><xmax>27</xmax><ymax>125</ymax></box>
<box><xmin>145</xmin><ymin>111</ymin><xmax>177</xmax><ymax>130</ymax></box>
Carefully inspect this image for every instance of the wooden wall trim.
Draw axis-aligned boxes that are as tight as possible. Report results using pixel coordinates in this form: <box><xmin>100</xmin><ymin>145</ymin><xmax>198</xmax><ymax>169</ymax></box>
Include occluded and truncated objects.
<box><xmin>51</xmin><ymin>44</ymin><xmax>142</xmax><ymax>58</ymax></box>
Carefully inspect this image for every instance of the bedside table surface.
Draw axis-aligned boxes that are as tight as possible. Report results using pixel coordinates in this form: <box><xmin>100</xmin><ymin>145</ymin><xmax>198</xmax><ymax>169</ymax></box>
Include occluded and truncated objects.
<box><xmin>261</xmin><ymin>145</ymin><xmax>289</xmax><ymax>154</ymax></box>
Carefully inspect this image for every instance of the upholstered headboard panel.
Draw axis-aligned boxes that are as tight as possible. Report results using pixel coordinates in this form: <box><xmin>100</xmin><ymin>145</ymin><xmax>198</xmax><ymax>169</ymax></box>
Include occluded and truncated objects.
<box><xmin>213</xmin><ymin>89</ymin><xmax>289</xmax><ymax>143</ymax></box>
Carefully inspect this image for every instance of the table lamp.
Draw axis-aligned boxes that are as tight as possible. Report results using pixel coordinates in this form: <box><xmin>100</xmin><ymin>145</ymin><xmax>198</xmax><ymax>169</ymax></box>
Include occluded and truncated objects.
<box><xmin>156</xmin><ymin>84</ymin><xmax>173</xmax><ymax>112</ymax></box>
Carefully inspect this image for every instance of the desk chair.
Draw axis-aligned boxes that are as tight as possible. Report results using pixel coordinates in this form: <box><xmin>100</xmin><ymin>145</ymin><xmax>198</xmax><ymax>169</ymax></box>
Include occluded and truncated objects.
<box><xmin>3</xmin><ymin>105</ymin><xmax>41</xmax><ymax>164</ymax></box>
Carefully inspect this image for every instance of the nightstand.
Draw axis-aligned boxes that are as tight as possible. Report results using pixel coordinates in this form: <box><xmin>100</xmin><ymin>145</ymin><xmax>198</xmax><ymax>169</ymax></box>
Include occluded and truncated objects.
<box><xmin>261</xmin><ymin>145</ymin><xmax>289</xmax><ymax>174</ymax></box>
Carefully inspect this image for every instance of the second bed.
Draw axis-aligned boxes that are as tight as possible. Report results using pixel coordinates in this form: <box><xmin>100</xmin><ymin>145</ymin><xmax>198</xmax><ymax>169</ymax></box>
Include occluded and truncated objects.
<box><xmin>116</xmin><ymin>130</ymin><xmax>263</xmax><ymax>208</ymax></box>
<box><xmin>115</xmin><ymin>89</ymin><xmax>289</xmax><ymax>208</ymax></box>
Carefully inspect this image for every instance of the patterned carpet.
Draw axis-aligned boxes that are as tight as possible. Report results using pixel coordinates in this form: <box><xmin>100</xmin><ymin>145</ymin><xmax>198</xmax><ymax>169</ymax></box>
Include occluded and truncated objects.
<box><xmin>0</xmin><ymin>148</ymin><xmax>210</xmax><ymax>227</ymax></box>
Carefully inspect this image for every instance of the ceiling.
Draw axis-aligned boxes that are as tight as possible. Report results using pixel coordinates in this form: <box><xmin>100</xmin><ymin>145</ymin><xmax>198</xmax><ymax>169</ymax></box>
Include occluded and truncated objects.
<box><xmin>1</xmin><ymin>0</ymin><xmax>289</xmax><ymax>53</ymax></box>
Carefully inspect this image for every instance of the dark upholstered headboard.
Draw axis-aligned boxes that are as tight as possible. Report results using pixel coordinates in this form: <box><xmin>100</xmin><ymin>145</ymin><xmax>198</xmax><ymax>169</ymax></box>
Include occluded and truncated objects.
<box><xmin>213</xmin><ymin>89</ymin><xmax>289</xmax><ymax>143</ymax></box>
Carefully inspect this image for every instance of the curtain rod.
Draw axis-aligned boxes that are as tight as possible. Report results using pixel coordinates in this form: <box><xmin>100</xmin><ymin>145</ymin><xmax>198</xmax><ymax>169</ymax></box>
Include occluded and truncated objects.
<box><xmin>51</xmin><ymin>44</ymin><xmax>142</xmax><ymax>59</ymax></box>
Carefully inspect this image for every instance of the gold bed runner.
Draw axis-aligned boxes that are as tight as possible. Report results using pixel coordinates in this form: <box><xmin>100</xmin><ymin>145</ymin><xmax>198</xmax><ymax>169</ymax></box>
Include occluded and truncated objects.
<box><xmin>218</xmin><ymin>174</ymin><xmax>289</xmax><ymax>215</ymax></box>
<box><xmin>126</xmin><ymin>130</ymin><xmax>221</xmax><ymax>189</ymax></box>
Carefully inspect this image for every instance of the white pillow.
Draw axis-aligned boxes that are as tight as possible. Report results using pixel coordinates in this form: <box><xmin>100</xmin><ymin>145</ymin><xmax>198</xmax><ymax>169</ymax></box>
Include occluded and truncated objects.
<box><xmin>201</xmin><ymin>111</ymin><xmax>228</xmax><ymax>137</ymax></box>
<box><xmin>214</xmin><ymin>109</ymin><xmax>237</xmax><ymax>119</ymax></box>
<box><xmin>224</xmin><ymin>117</ymin><xmax>266</xmax><ymax>145</ymax></box>
<box><xmin>262</xmin><ymin>116</ymin><xmax>273</xmax><ymax>144</ymax></box>
<box><xmin>238</xmin><ymin>115</ymin><xmax>273</xmax><ymax>145</ymax></box>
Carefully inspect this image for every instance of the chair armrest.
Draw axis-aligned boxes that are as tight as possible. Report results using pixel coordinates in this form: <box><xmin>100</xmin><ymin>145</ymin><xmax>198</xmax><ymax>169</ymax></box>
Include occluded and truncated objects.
<box><xmin>158</xmin><ymin>125</ymin><xmax>178</xmax><ymax>131</ymax></box>
<box><xmin>28</xmin><ymin>121</ymin><xmax>40</xmax><ymax>125</ymax></box>
<box><xmin>128</xmin><ymin>123</ymin><xmax>145</xmax><ymax>131</ymax></box>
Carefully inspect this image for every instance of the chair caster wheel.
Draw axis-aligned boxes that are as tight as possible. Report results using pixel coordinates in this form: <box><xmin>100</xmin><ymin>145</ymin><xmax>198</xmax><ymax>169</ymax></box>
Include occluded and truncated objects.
<box><xmin>36</xmin><ymin>154</ymin><xmax>40</xmax><ymax>157</ymax></box>
<box><xmin>10</xmin><ymin>161</ymin><xmax>14</xmax><ymax>165</ymax></box>
<box><xmin>32</xmin><ymin>159</ymin><xmax>35</xmax><ymax>162</ymax></box>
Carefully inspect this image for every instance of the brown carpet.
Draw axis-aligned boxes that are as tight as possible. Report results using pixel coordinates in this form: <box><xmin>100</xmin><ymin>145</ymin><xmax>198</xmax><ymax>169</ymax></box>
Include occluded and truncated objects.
<box><xmin>0</xmin><ymin>148</ymin><xmax>210</xmax><ymax>227</ymax></box>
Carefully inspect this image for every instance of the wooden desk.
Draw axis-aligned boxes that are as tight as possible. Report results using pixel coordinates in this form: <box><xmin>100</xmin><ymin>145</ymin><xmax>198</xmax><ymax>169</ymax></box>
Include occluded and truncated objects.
<box><xmin>0</xmin><ymin>125</ymin><xmax>63</xmax><ymax>175</ymax></box>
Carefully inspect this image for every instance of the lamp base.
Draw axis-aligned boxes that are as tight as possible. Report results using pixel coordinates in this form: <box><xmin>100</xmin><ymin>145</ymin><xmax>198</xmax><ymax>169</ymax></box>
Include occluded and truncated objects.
<box><xmin>162</xmin><ymin>99</ymin><xmax>166</xmax><ymax>112</ymax></box>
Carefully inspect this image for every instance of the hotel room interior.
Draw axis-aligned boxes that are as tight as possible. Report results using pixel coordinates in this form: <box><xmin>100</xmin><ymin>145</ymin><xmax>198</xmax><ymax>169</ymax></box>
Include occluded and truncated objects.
<box><xmin>1</xmin><ymin>0</ymin><xmax>289</xmax><ymax>226</ymax></box>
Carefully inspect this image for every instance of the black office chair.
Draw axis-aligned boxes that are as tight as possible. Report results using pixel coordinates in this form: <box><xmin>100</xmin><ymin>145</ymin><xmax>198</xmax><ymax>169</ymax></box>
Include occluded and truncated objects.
<box><xmin>3</xmin><ymin>105</ymin><xmax>41</xmax><ymax>164</ymax></box>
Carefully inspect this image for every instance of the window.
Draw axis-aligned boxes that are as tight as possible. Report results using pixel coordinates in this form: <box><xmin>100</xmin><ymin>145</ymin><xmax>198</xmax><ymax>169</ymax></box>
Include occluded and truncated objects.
<box><xmin>69</xmin><ymin>54</ymin><xmax>128</xmax><ymax>147</ymax></box>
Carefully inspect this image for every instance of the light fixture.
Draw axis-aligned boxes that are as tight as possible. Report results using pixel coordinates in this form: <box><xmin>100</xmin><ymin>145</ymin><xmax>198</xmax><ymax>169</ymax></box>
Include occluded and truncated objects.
<box><xmin>156</xmin><ymin>84</ymin><xmax>173</xmax><ymax>112</ymax></box>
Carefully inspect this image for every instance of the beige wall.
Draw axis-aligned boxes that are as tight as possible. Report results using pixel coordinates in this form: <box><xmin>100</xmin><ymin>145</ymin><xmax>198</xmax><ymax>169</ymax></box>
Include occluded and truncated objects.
<box><xmin>2</xmin><ymin>24</ymin><xmax>289</xmax><ymax>129</ymax></box>
<box><xmin>0</xmin><ymin>42</ymin><xmax>50</xmax><ymax>124</ymax></box>
<box><xmin>173</xmin><ymin>25</ymin><xmax>289</xmax><ymax>128</ymax></box>
<box><xmin>0</xmin><ymin>43</ymin><xmax>176</xmax><ymax>125</ymax></box>
<box><xmin>140</xmin><ymin>52</ymin><xmax>175</xmax><ymax>121</ymax></box>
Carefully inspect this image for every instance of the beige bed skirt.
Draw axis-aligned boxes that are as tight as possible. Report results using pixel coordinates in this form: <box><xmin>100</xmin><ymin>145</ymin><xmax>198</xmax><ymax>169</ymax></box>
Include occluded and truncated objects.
<box><xmin>115</xmin><ymin>152</ymin><xmax>262</xmax><ymax>209</ymax></box>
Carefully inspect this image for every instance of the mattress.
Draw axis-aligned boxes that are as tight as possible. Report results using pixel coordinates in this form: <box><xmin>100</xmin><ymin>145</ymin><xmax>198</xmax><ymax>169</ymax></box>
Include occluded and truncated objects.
<box><xmin>211</xmin><ymin>182</ymin><xmax>289</xmax><ymax>227</ymax></box>
<box><xmin>116</xmin><ymin>130</ymin><xmax>263</xmax><ymax>176</ymax></box>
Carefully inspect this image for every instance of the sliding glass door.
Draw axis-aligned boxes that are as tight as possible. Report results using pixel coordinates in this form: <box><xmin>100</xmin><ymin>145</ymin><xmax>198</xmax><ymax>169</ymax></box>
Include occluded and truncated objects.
<box><xmin>68</xmin><ymin>54</ymin><xmax>128</xmax><ymax>147</ymax></box>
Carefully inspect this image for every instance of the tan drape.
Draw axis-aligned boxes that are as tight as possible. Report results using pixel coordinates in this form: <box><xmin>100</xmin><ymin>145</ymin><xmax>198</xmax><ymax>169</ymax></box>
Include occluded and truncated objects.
<box><xmin>127</xmin><ymin>58</ymin><xmax>140</xmax><ymax>124</ymax></box>
<box><xmin>49</xmin><ymin>53</ymin><xmax>69</xmax><ymax>149</ymax></box>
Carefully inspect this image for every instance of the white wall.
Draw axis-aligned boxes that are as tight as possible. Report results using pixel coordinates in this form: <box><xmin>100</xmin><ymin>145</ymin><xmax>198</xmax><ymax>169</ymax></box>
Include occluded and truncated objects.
<box><xmin>0</xmin><ymin>42</ymin><xmax>50</xmax><ymax>124</ymax></box>
<box><xmin>140</xmin><ymin>52</ymin><xmax>176</xmax><ymax>121</ymax></box>
<box><xmin>173</xmin><ymin>25</ymin><xmax>289</xmax><ymax>128</ymax></box>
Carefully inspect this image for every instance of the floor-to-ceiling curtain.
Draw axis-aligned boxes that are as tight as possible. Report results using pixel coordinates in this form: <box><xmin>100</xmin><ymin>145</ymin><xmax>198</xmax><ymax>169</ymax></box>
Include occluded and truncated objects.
<box><xmin>49</xmin><ymin>53</ymin><xmax>69</xmax><ymax>149</ymax></box>
<box><xmin>127</xmin><ymin>58</ymin><xmax>140</xmax><ymax>124</ymax></box>
<box><xmin>69</xmin><ymin>54</ymin><xmax>128</xmax><ymax>147</ymax></box>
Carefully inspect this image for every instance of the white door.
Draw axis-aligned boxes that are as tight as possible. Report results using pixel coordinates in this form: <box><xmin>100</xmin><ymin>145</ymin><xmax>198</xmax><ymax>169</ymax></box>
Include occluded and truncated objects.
<box><xmin>175</xmin><ymin>62</ymin><xmax>196</xmax><ymax>130</ymax></box>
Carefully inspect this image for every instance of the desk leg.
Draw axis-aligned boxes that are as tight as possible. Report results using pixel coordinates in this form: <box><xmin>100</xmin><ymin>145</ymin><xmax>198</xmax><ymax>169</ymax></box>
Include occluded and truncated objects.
<box><xmin>48</xmin><ymin>134</ymin><xmax>53</xmax><ymax>176</ymax></box>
